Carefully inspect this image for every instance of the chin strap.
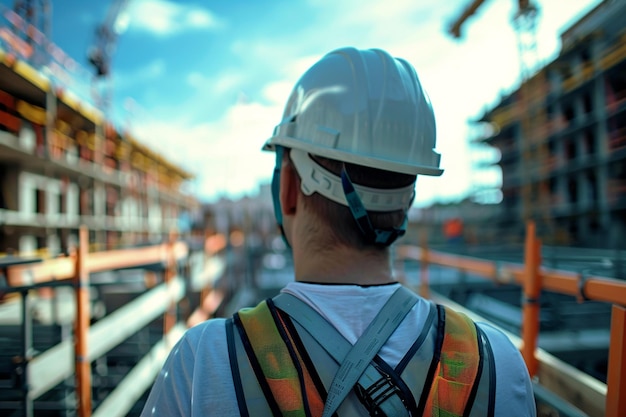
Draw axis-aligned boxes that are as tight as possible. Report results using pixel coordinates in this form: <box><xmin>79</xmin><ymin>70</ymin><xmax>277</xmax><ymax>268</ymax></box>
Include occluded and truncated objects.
<box><xmin>271</xmin><ymin>145</ymin><xmax>290</xmax><ymax>248</ymax></box>
<box><xmin>340</xmin><ymin>166</ymin><xmax>410</xmax><ymax>247</ymax></box>
<box><xmin>273</xmin><ymin>146</ymin><xmax>411</xmax><ymax>248</ymax></box>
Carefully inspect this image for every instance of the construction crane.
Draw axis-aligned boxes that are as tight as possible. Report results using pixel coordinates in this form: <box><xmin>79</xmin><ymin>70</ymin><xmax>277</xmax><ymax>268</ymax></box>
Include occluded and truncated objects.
<box><xmin>447</xmin><ymin>0</ymin><xmax>539</xmax><ymax>80</ymax></box>
<box><xmin>87</xmin><ymin>0</ymin><xmax>131</xmax><ymax>78</ymax></box>
<box><xmin>447</xmin><ymin>0</ymin><xmax>538</xmax><ymax>39</ymax></box>
<box><xmin>447</xmin><ymin>1</ymin><xmax>554</xmax><ymax>239</ymax></box>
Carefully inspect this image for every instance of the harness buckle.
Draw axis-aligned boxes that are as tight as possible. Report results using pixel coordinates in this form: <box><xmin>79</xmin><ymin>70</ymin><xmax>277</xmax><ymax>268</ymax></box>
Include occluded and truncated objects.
<box><xmin>354</xmin><ymin>369</ymin><xmax>407</xmax><ymax>417</ymax></box>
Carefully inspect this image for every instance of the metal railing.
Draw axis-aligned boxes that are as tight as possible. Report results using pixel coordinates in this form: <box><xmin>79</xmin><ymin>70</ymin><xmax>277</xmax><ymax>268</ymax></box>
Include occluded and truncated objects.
<box><xmin>396</xmin><ymin>221</ymin><xmax>626</xmax><ymax>417</ymax></box>
<box><xmin>1</xmin><ymin>227</ymin><xmax>226</xmax><ymax>417</ymax></box>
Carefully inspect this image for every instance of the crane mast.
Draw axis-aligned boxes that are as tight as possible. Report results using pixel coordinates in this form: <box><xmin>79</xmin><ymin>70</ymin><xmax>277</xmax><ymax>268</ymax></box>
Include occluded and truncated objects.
<box><xmin>447</xmin><ymin>1</ymin><xmax>551</xmax><ymax>234</ymax></box>
<box><xmin>87</xmin><ymin>0</ymin><xmax>131</xmax><ymax>78</ymax></box>
<box><xmin>447</xmin><ymin>0</ymin><xmax>539</xmax><ymax>79</ymax></box>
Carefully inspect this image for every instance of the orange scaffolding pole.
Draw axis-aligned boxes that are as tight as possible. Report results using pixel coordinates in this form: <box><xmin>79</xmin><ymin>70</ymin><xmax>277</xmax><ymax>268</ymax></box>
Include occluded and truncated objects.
<box><xmin>86</xmin><ymin>245</ymin><xmax>166</xmax><ymax>272</ymax></box>
<box><xmin>521</xmin><ymin>221</ymin><xmax>541</xmax><ymax>377</ymax></box>
<box><xmin>606</xmin><ymin>305</ymin><xmax>626</xmax><ymax>417</ymax></box>
<box><xmin>75</xmin><ymin>226</ymin><xmax>92</xmax><ymax>417</ymax></box>
<box><xmin>584</xmin><ymin>278</ymin><xmax>626</xmax><ymax>306</ymax></box>
<box><xmin>163</xmin><ymin>231</ymin><xmax>177</xmax><ymax>334</ymax></box>
<box><xmin>6</xmin><ymin>256</ymin><xmax>75</xmax><ymax>286</ymax></box>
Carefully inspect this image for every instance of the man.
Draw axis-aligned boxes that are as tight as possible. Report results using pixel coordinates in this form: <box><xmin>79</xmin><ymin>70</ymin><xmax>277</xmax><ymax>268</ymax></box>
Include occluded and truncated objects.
<box><xmin>141</xmin><ymin>47</ymin><xmax>536</xmax><ymax>416</ymax></box>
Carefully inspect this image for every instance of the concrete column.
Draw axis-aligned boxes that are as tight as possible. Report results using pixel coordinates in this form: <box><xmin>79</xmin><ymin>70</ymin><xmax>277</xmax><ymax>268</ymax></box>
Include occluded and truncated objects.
<box><xmin>67</xmin><ymin>183</ymin><xmax>79</xmax><ymax>222</ymax></box>
<box><xmin>94</xmin><ymin>183</ymin><xmax>105</xmax><ymax>217</ymax></box>
<box><xmin>18</xmin><ymin>173</ymin><xmax>36</xmax><ymax>214</ymax></box>
<box><xmin>46</xmin><ymin>180</ymin><xmax>60</xmax><ymax>218</ymax></box>
<box><xmin>47</xmin><ymin>233</ymin><xmax>61</xmax><ymax>257</ymax></box>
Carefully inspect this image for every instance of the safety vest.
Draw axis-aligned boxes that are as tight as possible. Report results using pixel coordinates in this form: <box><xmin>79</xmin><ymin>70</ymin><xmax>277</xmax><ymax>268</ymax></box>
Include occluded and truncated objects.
<box><xmin>226</xmin><ymin>293</ymin><xmax>495</xmax><ymax>417</ymax></box>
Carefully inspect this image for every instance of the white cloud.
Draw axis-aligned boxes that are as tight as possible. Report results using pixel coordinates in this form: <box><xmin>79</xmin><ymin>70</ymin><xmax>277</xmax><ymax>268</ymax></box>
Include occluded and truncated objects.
<box><xmin>124</xmin><ymin>0</ymin><xmax>602</xmax><ymax>205</ymax></box>
<box><xmin>261</xmin><ymin>81</ymin><xmax>293</xmax><ymax>106</ymax></box>
<box><xmin>130</xmin><ymin>98</ymin><xmax>280</xmax><ymax>201</ymax></box>
<box><xmin>128</xmin><ymin>0</ymin><xmax>224</xmax><ymax>36</ymax></box>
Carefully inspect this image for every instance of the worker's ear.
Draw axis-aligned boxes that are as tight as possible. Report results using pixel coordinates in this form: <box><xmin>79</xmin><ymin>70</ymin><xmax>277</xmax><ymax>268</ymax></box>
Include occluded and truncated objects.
<box><xmin>280</xmin><ymin>160</ymin><xmax>298</xmax><ymax>216</ymax></box>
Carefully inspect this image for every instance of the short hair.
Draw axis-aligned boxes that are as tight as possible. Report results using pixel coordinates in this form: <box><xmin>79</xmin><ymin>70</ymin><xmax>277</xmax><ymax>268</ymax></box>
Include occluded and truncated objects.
<box><xmin>285</xmin><ymin>149</ymin><xmax>416</xmax><ymax>251</ymax></box>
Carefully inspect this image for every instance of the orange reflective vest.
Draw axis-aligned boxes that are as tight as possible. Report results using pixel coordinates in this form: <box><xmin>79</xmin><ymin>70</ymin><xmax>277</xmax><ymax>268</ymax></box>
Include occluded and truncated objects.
<box><xmin>226</xmin><ymin>296</ymin><xmax>495</xmax><ymax>417</ymax></box>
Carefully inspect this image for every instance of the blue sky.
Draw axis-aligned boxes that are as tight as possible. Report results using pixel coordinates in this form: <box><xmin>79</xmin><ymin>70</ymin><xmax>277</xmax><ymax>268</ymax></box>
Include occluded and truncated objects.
<box><xmin>2</xmin><ymin>0</ymin><xmax>602</xmax><ymax>206</ymax></box>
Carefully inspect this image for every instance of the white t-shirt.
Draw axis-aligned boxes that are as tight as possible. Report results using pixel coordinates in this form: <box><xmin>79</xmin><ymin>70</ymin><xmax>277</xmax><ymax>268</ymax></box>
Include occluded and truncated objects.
<box><xmin>141</xmin><ymin>282</ymin><xmax>536</xmax><ymax>416</ymax></box>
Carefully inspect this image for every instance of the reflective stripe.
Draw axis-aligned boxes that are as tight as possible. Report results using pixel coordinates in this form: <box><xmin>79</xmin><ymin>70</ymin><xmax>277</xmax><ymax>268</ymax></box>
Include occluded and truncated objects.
<box><xmin>424</xmin><ymin>308</ymin><xmax>481</xmax><ymax>417</ymax></box>
<box><xmin>237</xmin><ymin>302</ymin><xmax>306</xmax><ymax>416</ymax></box>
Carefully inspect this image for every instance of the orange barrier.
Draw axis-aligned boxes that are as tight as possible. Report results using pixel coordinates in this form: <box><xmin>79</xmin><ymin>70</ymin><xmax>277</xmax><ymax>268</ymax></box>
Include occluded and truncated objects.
<box><xmin>397</xmin><ymin>220</ymin><xmax>626</xmax><ymax>417</ymax></box>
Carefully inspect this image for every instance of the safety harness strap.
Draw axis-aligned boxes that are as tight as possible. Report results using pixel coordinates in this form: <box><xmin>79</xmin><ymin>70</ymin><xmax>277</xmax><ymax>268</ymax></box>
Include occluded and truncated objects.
<box><xmin>317</xmin><ymin>286</ymin><xmax>417</xmax><ymax>417</ymax></box>
<box><xmin>274</xmin><ymin>289</ymin><xmax>417</xmax><ymax>417</ymax></box>
<box><xmin>228</xmin><ymin>291</ymin><xmax>489</xmax><ymax>417</ymax></box>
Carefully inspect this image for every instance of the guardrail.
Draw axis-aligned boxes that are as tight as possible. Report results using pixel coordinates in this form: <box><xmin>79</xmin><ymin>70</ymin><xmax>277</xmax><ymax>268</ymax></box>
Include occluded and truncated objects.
<box><xmin>396</xmin><ymin>221</ymin><xmax>625</xmax><ymax>417</ymax></box>
<box><xmin>0</xmin><ymin>227</ymin><xmax>226</xmax><ymax>417</ymax></box>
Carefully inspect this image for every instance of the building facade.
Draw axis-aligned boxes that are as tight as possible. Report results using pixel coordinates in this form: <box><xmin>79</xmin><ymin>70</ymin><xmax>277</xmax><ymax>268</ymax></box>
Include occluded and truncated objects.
<box><xmin>474</xmin><ymin>0</ymin><xmax>626</xmax><ymax>248</ymax></box>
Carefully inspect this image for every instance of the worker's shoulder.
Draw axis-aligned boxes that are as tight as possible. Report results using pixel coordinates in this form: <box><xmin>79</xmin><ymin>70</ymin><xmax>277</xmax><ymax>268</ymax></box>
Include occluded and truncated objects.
<box><xmin>474</xmin><ymin>321</ymin><xmax>520</xmax><ymax>353</ymax></box>
<box><xmin>180</xmin><ymin>317</ymin><xmax>229</xmax><ymax>352</ymax></box>
<box><xmin>474</xmin><ymin>320</ymin><xmax>531</xmax><ymax>381</ymax></box>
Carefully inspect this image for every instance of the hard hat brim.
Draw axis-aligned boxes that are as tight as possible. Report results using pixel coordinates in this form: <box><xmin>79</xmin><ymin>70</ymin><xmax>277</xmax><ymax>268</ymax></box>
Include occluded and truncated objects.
<box><xmin>262</xmin><ymin>136</ymin><xmax>444</xmax><ymax>177</ymax></box>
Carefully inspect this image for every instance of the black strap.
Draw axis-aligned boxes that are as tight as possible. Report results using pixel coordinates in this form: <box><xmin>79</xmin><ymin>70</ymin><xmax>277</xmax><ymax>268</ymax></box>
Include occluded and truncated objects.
<box><xmin>396</xmin><ymin>302</ymin><xmax>437</xmax><ymax>374</ymax></box>
<box><xmin>233</xmin><ymin>312</ymin><xmax>283</xmax><ymax>417</ymax></box>
<box><xmin>463</xmin><ymin>322</ymin><xmax>485</xmax><ymax>417</ymax></box>
<box><xmin>415</xmin><ymin>304</ymin><xmax>446</xmax><ymax>415</ymax></box>
<box><xmin>371</xmin><ymin>356</ymin><xmax>418</xmax><ymax>415</ymax></box>
<box><xmin>480</xmin><ymin>326</ymin><xmax>497</xmax><ymax>417</ymax></box>
<box><xmin>226</xmin><ymin>318</ymin><xmax>249</xmax><ymax>417</ymax></box>
<box><xmin>340</xmin><ymin>166</ymin><xmax>407</xmax><ymax>247</ymax></box>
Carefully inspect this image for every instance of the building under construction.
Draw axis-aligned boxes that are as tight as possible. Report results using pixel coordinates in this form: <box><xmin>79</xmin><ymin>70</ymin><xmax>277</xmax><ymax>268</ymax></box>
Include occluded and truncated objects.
<box><xmin>0</xmin><ymin>4</ymin><xmax>197</xmax><ymax>257</ymax></box>
<box><xmin>472</xmin><ymin>0</ymin><xmax>626</xmax><ymax>249</ymax></box>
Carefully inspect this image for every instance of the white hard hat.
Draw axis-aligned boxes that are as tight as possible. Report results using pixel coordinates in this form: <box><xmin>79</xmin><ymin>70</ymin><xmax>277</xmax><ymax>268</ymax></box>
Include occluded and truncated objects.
<box><xmin>266</xmin><ymin>47</ymin><xmax>443</xmax><ymax>246</ymax></box>
<box><xmin>263</xmin><ymin>47</ymin><xmax>443</xmax><ymax>177</ymax></box>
